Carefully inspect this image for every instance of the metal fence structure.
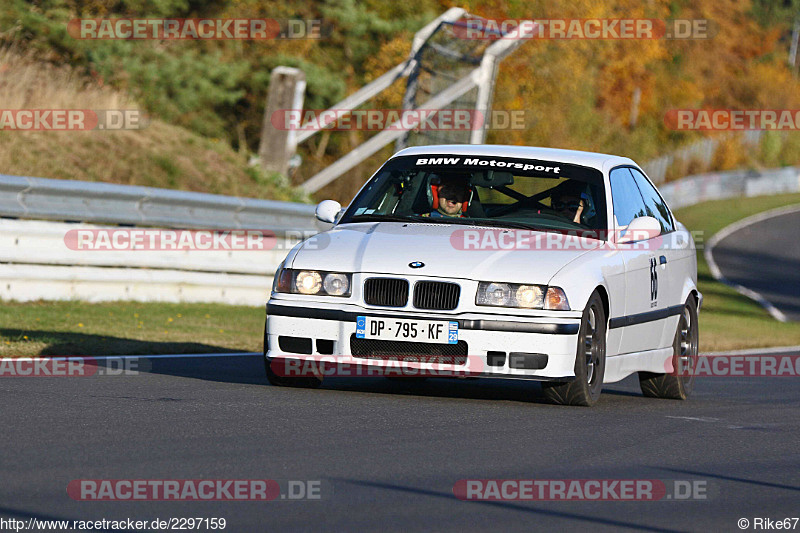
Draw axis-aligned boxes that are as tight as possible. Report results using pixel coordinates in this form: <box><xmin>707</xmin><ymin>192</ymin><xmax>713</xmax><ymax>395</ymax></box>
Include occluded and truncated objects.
<box><xmin>295</xmin><ymin>8</ymin><xmax>537</xmax><ymax>194</ymax></box>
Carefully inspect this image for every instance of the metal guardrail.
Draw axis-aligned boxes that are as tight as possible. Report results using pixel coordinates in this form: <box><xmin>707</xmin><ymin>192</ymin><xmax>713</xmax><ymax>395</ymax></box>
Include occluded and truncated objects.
<box><xmin>0</xmin><ymin>219</ymin><xmax>290</xmax><ymax>275</ymax></box>
<box><xmin>0</xmin><ymin>174</ymin><xmax>318</xmax><ymax>233</ymax></box>
<box><xmin>1</xmin><ymin>167</ymin><xmax>798</xmax><ymax>306</ymax></box>
<box><xmin>0</xmin><ymin>174</ymin><xmax>321</xmax><ymax>306</ymax></box>
<box><xmin>658</xmin><ymin>166</ymin><xmax>800</xmax><ymax>210</ymax></box>
<box><xmin>3</xmin><ymin>167</ymin><xmax>799</xmax><ymax>232</ymax></box>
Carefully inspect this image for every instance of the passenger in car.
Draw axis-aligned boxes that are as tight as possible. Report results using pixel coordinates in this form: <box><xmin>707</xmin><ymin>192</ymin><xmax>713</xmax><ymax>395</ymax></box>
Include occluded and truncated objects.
<box><xmin>551</xmin><ymin>181</ymin><xmax>590</xmax><ymax>224</ymax></box>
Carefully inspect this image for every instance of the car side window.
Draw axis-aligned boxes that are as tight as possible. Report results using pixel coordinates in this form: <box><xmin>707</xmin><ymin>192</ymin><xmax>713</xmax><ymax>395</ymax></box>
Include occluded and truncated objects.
<box><xmin>609</xmin><ymin>167</ymin><xmax>646</xmax><ymax>227</ymax></box>
<box><xmin>628</xmin><ymin>168</ymin><xmax>675</xmax><ymax>234</ymax></box>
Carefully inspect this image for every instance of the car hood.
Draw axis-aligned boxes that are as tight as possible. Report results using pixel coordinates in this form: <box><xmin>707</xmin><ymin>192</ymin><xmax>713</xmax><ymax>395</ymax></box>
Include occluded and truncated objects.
<box><xmin>289</xmin><ymin>222</ymin><xmax>600</xmax><ymax>284</ymax></box>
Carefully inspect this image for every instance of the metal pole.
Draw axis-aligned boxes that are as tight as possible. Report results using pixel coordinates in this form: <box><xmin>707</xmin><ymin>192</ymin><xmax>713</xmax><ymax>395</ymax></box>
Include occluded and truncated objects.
<box><xmin>789</xmin><ymin>18</ymin><xmax>799</xmax><ymax>71</ymax></box>
<box><xmin>258</xmin><ymin>67</ymin><xmax>306</xmax><ymax>176</ymax></box>
<box><xmin>629</xmin><ymin>87</ymin><xmax>641</xmax><ymax>128</ymax></box>
<box><xmin>395</xmin><ymin>58</ymin><xmax>420</xmax><ymax>152</ymax></box>
<box><xmin>469</xmin><ymin>55</ymin><xmax>498</xmax><ymax>145</ymax></box>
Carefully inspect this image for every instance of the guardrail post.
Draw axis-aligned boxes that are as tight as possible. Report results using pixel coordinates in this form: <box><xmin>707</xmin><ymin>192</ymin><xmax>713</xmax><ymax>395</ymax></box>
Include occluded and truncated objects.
<box><xmin>258</xmin><ymin>66</ymin><xmax>306</xmax><ymax>177</ymax></box>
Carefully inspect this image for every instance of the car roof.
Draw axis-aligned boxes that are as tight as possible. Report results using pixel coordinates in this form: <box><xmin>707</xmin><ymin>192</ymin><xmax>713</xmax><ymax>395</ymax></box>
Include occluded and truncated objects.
<box><xmin>392</xmin><ymin>144</ymin><xmax>638</xmax><ymax>174</ymax></box>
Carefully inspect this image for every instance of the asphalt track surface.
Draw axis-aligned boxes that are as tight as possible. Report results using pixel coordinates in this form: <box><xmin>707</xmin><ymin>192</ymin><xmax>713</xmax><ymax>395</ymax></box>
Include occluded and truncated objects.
<box><xmin>711</xmin><ymin>209</ymin><xmax>800</xmax><ymax>321</ymax></box>
<box><xmin>2</xmin><ymin>352</ymin><xmax>799</xmax><ymax>532</ymax></box>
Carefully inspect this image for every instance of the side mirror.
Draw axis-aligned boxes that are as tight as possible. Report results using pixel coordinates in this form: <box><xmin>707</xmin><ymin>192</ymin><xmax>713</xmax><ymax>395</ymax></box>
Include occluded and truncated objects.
<box><xmin>618</xmin><ymin>216</ymin><xmax>661</xmax><ymax>243</ymax></box>
<box><xmin>315</xmin><ymin>200</ymin><xmax>342</xmax><ymax>224</ymax></box>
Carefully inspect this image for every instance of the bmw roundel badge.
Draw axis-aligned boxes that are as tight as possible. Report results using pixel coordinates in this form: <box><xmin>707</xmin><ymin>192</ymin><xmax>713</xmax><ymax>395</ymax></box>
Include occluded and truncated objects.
<box><xmin>409</xmin><ymin>261</ymin><xmax>425</xmax><ymax>268</ymax></box>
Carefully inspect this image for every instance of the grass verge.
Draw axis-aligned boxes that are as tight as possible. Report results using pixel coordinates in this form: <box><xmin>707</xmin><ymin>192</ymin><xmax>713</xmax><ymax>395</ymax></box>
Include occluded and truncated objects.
<box><xmin>674</xmin><ymin>193</ymin><xmax>800</xmax><ymax>351</ymax></box>
<box><xmin>0</xmin><ymin>301</ymin><xmax>264</xmax><ymax>357</ymax></box>
<box><xmin>0</xmin><ymin>46</ymin><xmax>308</xmax><ymax>203</ymax></box>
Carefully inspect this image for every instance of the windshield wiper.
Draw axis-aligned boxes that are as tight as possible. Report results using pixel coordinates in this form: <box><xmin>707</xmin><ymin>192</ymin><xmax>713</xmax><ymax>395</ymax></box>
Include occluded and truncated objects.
<box><xmin>453</xmin><ymin>219</ymin><xmax>542</xmax><ymax>231</ymax></box>
<box><xmin>347</xmin><ymin>214</ymin><xmax>590</xmax><ymax>235</ymax></box>
<box><xmin>347</xmin><ymin>214</ymin><xmax>425</xmax><ymax>224</ymax></box>
<box><xmin>469</xmin><ymin>219</ymin><xmax>605</xmax><ymax>240</ymax></box>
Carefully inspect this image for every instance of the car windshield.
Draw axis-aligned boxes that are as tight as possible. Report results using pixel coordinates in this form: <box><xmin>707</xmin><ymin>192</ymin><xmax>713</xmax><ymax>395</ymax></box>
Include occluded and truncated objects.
<box><xmin>340</xmin><ymin>154</ymin><xmax>608</xmax><ymax>235</ymax></box>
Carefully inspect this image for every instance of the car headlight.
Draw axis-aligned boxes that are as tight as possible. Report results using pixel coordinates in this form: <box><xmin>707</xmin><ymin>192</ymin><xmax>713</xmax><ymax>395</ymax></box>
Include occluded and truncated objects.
<box><xmin>273</xmin><ymin>268</ymin><xmax>351</xmax><ymax>297</ymax></box>
<box><xmin>322</xmin><ymin>272</ymin><xmax>350</xmax><ymax>296</ymax></box>
<box><xmin>515</xmin><ymin>285</ymin><xmax>544</xmax><ymax>308</ymax></box>
<box><xmin>478</xmin><ymin>282</ymin><xmax>513</xmax><ymax>306</ymax></box>
<box><xmin>476</xmin><ymin>282</ymin><xmax>569</xmax><ymax>310</ymax></box>
<box><xmin>295</xmin><ymin>271</ymin><xmax>322</xmax><ymax>294</ymax></box>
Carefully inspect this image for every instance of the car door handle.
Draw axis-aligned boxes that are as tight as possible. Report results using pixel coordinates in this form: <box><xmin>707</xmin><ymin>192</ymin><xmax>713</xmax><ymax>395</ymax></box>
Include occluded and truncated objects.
<box><xmin>659</xmin><ymin>255</ymin><xmax>667</xmax><ymax>265</ymax></box>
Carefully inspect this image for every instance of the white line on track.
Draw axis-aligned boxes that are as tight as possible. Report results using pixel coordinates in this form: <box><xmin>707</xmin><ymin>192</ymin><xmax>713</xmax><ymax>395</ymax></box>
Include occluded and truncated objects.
<box><xmin>704</xmin><ymin>203</ymin><xmax>800</xmax><ymax>323</ymax></box>
<box><xmin>666</xmin><ymin>416</ymin><xmax>721</xmax><ymax>422</ymax></box>
<box><xmin>3</xmin><ymin>352</ymin><xmax>261</xmax><ymax>361</ymax></box>
<box><xmin>132</xmin><ymin>349</ymin><xmax>796</xmax><ymax>360</ymax></box>
<box><xmin>5</xmin><ymin>348</ymin><xmax>800</xmax><ymax>361</ymax></box>
<box><xmin>702</xmin><ymin>345</ymin><xmax>800</xmax><ymax>356</ymax></box>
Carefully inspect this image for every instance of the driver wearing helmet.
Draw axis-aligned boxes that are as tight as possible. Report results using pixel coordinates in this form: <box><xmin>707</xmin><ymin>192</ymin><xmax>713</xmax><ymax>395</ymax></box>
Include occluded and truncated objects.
<box><xmin>424</xmin><ymin>179</ymin><xmax>471</xmax><ymax>218</ymax></box>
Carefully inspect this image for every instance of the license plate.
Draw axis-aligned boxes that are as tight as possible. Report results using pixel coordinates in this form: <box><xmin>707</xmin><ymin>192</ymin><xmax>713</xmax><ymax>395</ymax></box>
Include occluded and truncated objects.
<box><xmin>356</xmin><ymin>316</ymin><xmax>458</xmax><ymax>344</ymax></box>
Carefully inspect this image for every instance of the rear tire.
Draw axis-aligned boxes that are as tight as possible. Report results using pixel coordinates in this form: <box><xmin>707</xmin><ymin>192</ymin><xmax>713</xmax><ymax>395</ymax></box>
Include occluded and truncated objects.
<box><xmin>639</xmin><ymin>296</ymin><xmax>698</xmax><ymax>400</ymax></box>
<box><xmin>542</xmin><ymin>291</ymin><xmax>606</xmax><ymax>406</ymax></box>
<box><xmin>263</xmin><ymin>321</ymin><xmax>322</xmax><ymax>389</ymax></box>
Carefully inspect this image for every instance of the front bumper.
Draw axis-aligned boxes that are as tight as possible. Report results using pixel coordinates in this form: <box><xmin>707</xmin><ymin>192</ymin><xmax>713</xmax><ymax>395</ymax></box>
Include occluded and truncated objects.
<box><xmin>265</xmin><ymin>300</ymin><xmax>581</xmax><ymax>380</ymax></box>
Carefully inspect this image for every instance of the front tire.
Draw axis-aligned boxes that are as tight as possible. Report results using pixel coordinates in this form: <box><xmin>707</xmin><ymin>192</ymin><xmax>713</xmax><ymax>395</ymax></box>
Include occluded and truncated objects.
<box><xmin>542</xmin><ymin>291</ymin><xmax>607</xmax><ymax>406</ymax></box>
<box><xmin>639</xmin><ymin>295</ymin><xmax>698</xmax><ymax>400</ymax></box>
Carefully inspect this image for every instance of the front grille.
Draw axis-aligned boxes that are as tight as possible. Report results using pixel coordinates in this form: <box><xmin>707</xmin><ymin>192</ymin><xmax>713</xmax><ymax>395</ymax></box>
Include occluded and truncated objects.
<box><xmin>364</xmin><ymin>277</ymin><xmax>409</xmax><ymax>307</ymax></box>
<box><xmin>350</xmin><ymin>335</ymin><xmax>468</xmax><ymax>365</ymax></box>
<box><xmin>413</xmin><ymin>281</ymin><xmax>461</xmax><ymax>310</ymax></box>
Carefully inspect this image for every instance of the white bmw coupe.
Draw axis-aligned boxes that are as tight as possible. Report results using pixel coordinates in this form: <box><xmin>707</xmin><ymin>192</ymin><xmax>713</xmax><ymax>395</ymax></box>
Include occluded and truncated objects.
<box><xmin>265</xmin><ymin>145</ymin><xmax>700</xmax><ymax>406</ymax></box>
